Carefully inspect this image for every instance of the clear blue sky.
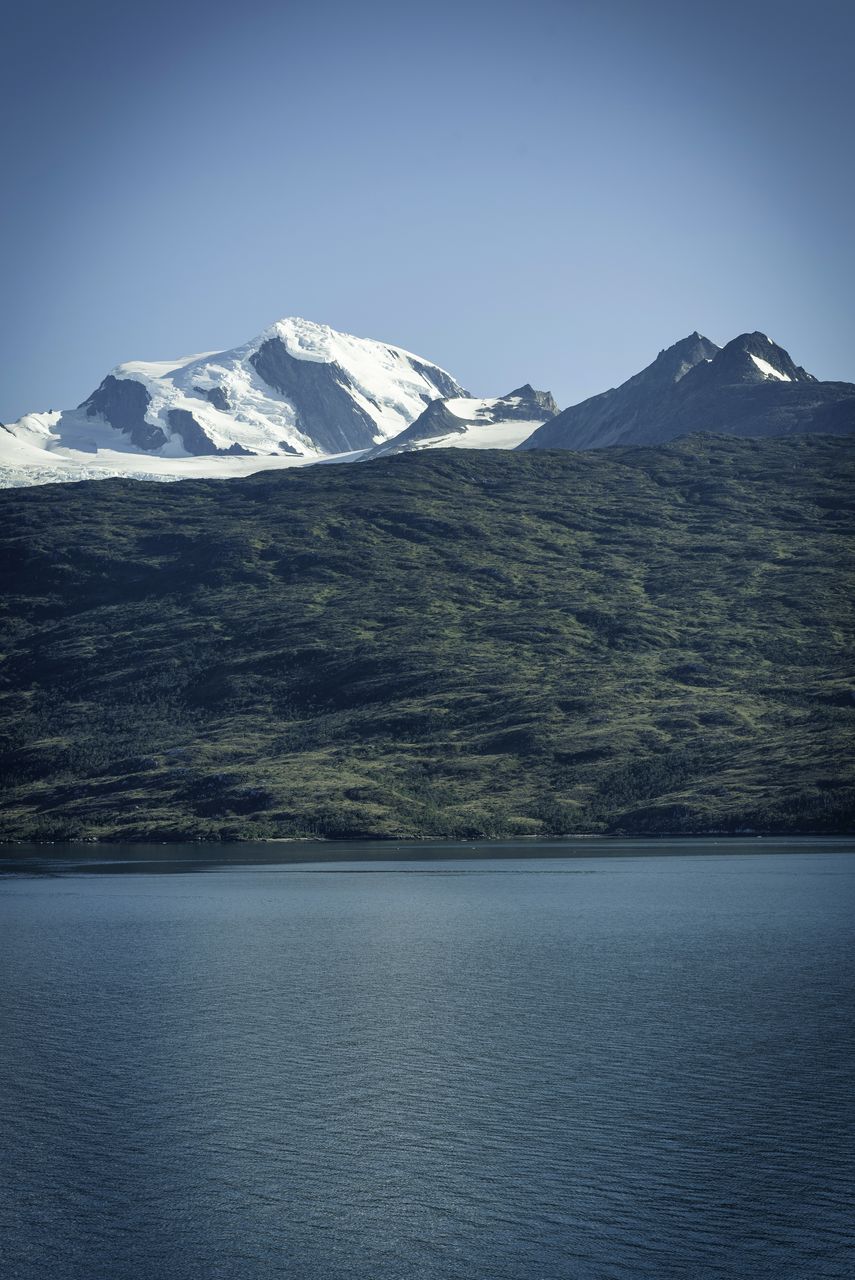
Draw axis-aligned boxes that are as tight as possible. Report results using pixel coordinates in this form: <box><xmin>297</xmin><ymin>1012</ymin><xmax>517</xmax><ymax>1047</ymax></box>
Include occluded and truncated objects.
<box><xmin>2</xmin><ymin>0</ymin><xmax>853</xmax><ymax>421</ymax></box>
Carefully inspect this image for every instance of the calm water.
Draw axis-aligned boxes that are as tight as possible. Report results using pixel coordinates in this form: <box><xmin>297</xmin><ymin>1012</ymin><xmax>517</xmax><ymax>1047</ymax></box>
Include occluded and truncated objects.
<box><xmin>1</xmin><ymin>838</ymin><xmax>853</xmax><ymax>1279</ymax></box>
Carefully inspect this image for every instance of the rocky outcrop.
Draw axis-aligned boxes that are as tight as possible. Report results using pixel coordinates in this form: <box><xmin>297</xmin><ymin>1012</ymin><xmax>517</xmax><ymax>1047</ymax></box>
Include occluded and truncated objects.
<box><xmin>194</xmin><ymin>385</ymin><xmax>231</xmax><ymax>412</ymax></box>
<box><xmin>81</xmin><ymin>376</ymin><xmax>167</xmax><ymax>451</ymax></box>
<box><xmin>167</xmin><ymin>409</ymin><xmax>219</xmax><ymax>455</ymax></box>
<box><xmin>219</xmin><ymin>442</ymin><xmax>254</xmax><ymax>456</ymax></box>
<box><xmin>408</xmin><ymin>357</ymin><xmax>463</xmax><ymax>400</ymax></box>
<box><xmin>495</xmin><ymin>385</ymin><xmax>560</xmax><ymax>420</ymax></box>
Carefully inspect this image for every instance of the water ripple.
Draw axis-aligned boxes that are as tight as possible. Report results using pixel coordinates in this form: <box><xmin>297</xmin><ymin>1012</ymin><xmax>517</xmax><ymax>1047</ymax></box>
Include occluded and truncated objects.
<box><xmin>1</xmin><ymin>846</ymin><xmax>853</xmax><ymax>1279</ymax></box>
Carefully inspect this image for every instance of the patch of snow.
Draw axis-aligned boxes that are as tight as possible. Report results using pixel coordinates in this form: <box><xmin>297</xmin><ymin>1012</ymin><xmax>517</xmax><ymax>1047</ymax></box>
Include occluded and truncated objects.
<box><xmin>442</xmin><ymin>396</ymin><xmax>499</xmax><ymax>422</ymax></box>
<box><xmin>387</xmin><ymin>416</ymin><xmax>545</xmax><ymax>454</ymax></box>
<box><xmin>749</xmin><ymin>353</ymin><xmax>791</xmax><ymax>381</ymax></box>
<box><xmin>440</xmin><ymin>419</ymin><xmax>546</xmax><ymax>450</ymax></box>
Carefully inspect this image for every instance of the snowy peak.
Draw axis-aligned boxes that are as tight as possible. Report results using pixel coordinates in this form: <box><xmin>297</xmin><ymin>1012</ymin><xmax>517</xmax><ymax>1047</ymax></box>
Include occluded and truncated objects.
<box><xmin>500</xmin><ymin>385</ymin><xmax>561</xmax><ymax>418</ymax></box>
<box><xmin>44</xmin><ymin>318</ymin><xmax>469</xmax><ymax>463</ymax></box>
<box><xmin>267</xmin><ymin>317</ymin><xmax>356</xmax><ymax>363</ymax></box>
<box><xmin>648</xmin><ymin>332</ymin><xmax>721</xmax><ymax>385</ymax></box>
<box><xmin>247</xmin><ymin>318</ymin><xmax>465</xmax><ymax>454</ymax></box>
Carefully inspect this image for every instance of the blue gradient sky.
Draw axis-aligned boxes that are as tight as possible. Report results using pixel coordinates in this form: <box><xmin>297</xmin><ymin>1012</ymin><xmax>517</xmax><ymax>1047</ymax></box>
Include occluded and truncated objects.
<box><xmin>2</xmin><ymin>0</ymin><xmax>853</xmax><ymax>421</ymax></box>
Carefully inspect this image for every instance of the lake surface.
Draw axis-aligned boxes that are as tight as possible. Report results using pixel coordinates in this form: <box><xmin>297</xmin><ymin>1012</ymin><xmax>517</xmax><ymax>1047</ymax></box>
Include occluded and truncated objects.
<box><xmin>1</xmin><ymin>838</ymin><xmax>853</xmax><ymax>1279</ymax></box>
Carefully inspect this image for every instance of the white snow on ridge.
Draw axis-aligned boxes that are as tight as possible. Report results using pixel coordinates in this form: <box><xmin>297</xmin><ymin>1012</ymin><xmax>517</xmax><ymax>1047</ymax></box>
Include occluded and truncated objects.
<box><xmin>377</xmin><ymin>395</ymin><xmax>550</xmax><ymax>456</ymax></box>
<box><xmin>0</xmin><ymin>411</ymin><xmax>62</xmax><ymax>459</ymax></box>
<box><xmin>432</xmin><ymin>418</ymin><xmax>545</xmax><ymax>451</ymax></box>
<box><xmin>267</xmin><ymin>317</ymin><xmax>458</xmax><ymax>379</ymax></box>
<box><xmin>442</xmin><ymin>396</ymin><xmax>500</xmax><ymax>422</ymax></box>
<box><xmin>115</xmin><ymin>352</ymin><xmax>220</xmax><ymax>380</ymax></box>
<box><xmin>750</xmin><ymin>353</ymin><xmax>791</xmax><ymax>382</ymax></box>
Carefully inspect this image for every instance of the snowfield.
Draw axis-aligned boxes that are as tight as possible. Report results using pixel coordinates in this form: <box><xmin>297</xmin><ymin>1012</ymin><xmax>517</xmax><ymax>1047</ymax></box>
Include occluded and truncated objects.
<box><xmin>749</xmin><ymin>353</ymin><xmax>792</xmax><ymax>382</ymax></box>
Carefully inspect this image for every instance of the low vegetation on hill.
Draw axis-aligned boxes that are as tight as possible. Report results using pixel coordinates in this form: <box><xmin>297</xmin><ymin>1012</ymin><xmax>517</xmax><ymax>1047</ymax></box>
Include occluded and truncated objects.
<box><xmin>0</xmin><ymin>435</ymin><xmax>852</xmax><ymax>840</ymax></box>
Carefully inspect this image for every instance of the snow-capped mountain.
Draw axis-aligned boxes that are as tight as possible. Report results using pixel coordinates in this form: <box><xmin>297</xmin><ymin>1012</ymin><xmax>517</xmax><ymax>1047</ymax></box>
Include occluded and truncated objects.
<box><xmin>3</xmin><ymin>320</ymin><xmax>853</xmax><ymax>489</ymax></box>
<box><xmin>520</xmin><ymin>332</ymin><xmax>855</xmax><ymax>451</ymax></box>
<box><xmin>0</xmin><ymin>318</ymin><xmax>467</xmax><ymax>487</ymax></box>
<box><xmin>369</xmin><ymin>385</ymin><xmax>559</xmax><ymax>457</ymax></box>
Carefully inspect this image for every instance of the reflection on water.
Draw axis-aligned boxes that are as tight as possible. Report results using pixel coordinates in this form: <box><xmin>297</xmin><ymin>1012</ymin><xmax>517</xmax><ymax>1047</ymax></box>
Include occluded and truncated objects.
<box><xmin>1</xmin><ymin>841</ymin><xmax>853</xmax><ymax>1279</ymax></box>
<box><xmin>2</xmin><ymin>834</ymin><xmax>850</xmax><ymax>875</ymax></box>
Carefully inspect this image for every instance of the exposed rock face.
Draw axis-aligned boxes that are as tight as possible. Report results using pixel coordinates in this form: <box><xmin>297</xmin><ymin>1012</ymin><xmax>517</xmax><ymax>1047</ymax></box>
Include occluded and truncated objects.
<box><xmin>250</xmin><ymin>338</ymin><xmax>380</xmax><ymax>454</ymax></box>
<box><xmin>167</xmin><ymin>409</ymin><xmax>219</xmax><ymax>456</ymax></box>
<box><xmin>194</xmin><ymin>385</ymin><xmax>231</xmax><ymax>412</ymax></box>
<box><xmin>651</xmin><ymin>333</ymin><xmax>722</xmax><ymax>386</ymax></box>
<box><xmin>247</xmin><ymin>335</ymin><xmax>469</xmax><ymax>454</ymax></box>
<box><xmin>391</xmin><ymin>398</ymin><xmax>470</xmax><ymax>444</ymax></box>
<box><xmin>167</xmin><ymin>412</ymin><xmax>256</xmax><ymax>456</ymax></box>
<box><xmin>408</xmin><ymin>358</ymin><xmax>464</xmax><ymax>400</ymax></box>
<box><xmin>520</xmin><ymin>332</ymin><xmax>855</xmax><ymax>450</ymax></box>
<box><xmin>81</xmin><ymin>376</ymin><xmax>167</xmax><ymax>451</ymax></box>
<box><xmin>498</xmin><ymin>385</ymin><xmax>560</xmax><ymax>420</ymax></box>
<box><xmin>219</xmin><ymin>442</ymin><xmax>254</xmax><ymax>456</ymax></box>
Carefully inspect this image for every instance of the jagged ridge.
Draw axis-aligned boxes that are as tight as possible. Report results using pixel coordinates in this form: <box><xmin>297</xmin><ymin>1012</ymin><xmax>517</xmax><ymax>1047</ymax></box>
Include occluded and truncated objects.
<box><xmin>520</xmin><ymin>332</ymin><xmax>854</xmax><ymax>450</ymax></box>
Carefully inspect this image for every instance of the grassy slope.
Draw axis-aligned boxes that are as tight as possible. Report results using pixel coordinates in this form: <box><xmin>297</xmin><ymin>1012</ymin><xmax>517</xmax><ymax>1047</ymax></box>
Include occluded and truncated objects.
<box><xmin>0</xmin><ymin>434</ymin><xmax>852</xmax><ymax>841</ymax></box>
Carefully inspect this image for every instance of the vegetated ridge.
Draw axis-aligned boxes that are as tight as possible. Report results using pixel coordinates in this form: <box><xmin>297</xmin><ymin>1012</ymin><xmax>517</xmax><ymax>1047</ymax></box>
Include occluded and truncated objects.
<box><xmin>0</xmin><ymin>434</ymin><xmax>852</xmax><ymax>841</ymax></box>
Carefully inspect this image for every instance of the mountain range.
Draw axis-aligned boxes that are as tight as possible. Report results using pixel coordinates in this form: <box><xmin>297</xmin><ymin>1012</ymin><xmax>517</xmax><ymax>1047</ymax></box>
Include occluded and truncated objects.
<box><xmin>1</xmin><ymin>320</ymin><xmax>852</xmax><ymax>487</ymax></box>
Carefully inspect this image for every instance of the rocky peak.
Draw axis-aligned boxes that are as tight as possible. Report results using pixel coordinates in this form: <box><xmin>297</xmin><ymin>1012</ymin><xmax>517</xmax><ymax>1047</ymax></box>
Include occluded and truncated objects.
<box><xmin>651</xmin><ymin>333</ymin><xmax>720</xmax><ymax>384</ymax></box>
<box><xmin>499</xmin><ymin>386</ymin><xmax>560</xmax><ymax>418</ymax></box>
<box><xmin>709</xmin><ymin>332</ymin><xmax>815</xmax><ymax>385</ymax></box>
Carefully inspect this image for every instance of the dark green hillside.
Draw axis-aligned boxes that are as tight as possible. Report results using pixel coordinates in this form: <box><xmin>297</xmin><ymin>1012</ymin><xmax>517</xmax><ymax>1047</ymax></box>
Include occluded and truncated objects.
<box><xmin>0</xmin><ymin>435</ymin><xmax>853</xmax><ymax>841</ymax></box>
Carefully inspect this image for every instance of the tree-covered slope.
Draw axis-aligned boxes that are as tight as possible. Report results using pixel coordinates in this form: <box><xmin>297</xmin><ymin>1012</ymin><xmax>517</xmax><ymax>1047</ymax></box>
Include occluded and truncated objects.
<box><xmin>0</xmin><ymin>436</ymin><xmax>852</xmax><ymax>840</ymax></box>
